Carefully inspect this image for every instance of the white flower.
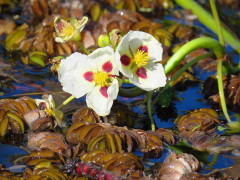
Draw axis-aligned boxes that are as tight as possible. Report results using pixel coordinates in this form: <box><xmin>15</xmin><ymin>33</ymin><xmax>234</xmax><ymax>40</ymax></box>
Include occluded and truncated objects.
<box><xmin>115</xmin><ymin>31</ymin><xmax>166</xmax><ymax>91</ymax></box>
<box><xmin>35</xmin><ymin>94</ymin><xmax>63</xmax><ymax>126</ymax></box>
<box><xmin>58</xmin><ymin>46</ymin><xmax>119</xmax><ymax>116</ymax></box>
<box><xmin>54</xmin><ymin>16</ymin><xmax>88</xmax><ymax>43</ymax></box>
<box><xmin>35</xmin><ymin>94</ymin><xmax>55</xmax><ymax>110</ymax></box>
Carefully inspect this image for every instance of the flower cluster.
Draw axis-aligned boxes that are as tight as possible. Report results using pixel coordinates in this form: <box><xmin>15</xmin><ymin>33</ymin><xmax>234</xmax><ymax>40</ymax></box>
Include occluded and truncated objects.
<box><xmin>56</xmin><ymin>25</ymin><xmax>166</xmax><ymax>116</ymax></box>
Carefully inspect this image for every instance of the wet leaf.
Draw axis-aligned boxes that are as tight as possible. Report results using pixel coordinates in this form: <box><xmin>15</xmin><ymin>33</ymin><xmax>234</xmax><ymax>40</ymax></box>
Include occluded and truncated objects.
<box><xmin>169</xmin><ymin>141</ymin><xmax>209</xmax><ymax>164</ymax></box>
<box><xmin>156</xmin><ymin>87</ymin><xmax>176</xmax><ymax>108</ymax></box>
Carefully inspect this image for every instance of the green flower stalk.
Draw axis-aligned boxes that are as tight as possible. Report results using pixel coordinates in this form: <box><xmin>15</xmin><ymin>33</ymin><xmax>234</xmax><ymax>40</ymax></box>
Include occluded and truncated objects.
<box><xmin>147</xmin><ymin>91</ymin><xmax>155</xmax><ymax>131</ymax></box>
<box><xmin>164</xmin><ymin>37</ymin><xmax>224</xmax><ymax>75</ymax></box>
<box><xmin>174</xmin><ymin>0</ymin><xmax>240</xmax><ymax>54</ymax></box>
<box><xmin>210</xmin><ymin>0</ymin><xmax>231</xmax><ymax>122</ymax></box>
<box><xmin>209</xmin><ymin>0</ymin><xmax>224</xmax><ymax>46</ymax></box>
<box><xmin>56</xmin><ymin>95</ymin><xmax>75</xmax><ymax>110</ymax></box>
<box><xmin>153</xmin><ymin>52</ymin><xmax>214</xmax><ymax>106</ymax></box>
<box><xmin>76</xmin><ymin>41</ymin><xmax>91</xmax><ymax>55</ymax></box>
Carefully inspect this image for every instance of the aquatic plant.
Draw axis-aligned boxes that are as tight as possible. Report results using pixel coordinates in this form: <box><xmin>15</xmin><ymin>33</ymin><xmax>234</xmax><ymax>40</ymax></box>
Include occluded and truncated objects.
<box><xmin>58</xmin><ymin>46</ymin><xmax>119</xmax><ymax>116</ymax></box>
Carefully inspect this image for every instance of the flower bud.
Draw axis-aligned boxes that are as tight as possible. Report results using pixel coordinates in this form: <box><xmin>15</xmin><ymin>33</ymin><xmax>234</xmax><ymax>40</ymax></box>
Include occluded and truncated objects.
<box><xmin>35</xmin><ymin>94</ymin><xmax>63</xmax><ymax>127</ymax></box>
<box><xmin>50</xmin><ymin>56</ymin><xmax>65</xmax><ymax>76</ymax></box>
<box><xmin>109</xmin><ymin>28</ymin><xmax>122</xmax><ymax>49</ymax></box>
<box><xmin>97</xmin><ymin>34</ymin><xmax>111</xmax><ymax>47</ymax></box>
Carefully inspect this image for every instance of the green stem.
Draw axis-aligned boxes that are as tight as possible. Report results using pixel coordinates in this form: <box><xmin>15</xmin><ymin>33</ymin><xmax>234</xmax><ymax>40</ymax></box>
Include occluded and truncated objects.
<box><xmin>56</xmin><ymin>95</ymin><xmax>75</xmax><ymax>110</ymax></box>
<box><xmin>164</xmin><ymin>37</ymin><xmax>224</xmax><ymax>75</ymax></box>
<box><xmin>208</xmin><ymin>153</ymin><xmax>219</xmax><ymax>166</ymax></box>
<box><xmin>217</xmin><ymin>58</ymin><xmax>231</xmax><ymax>122</ymax></box>
<box><xmin>174</xmin><ymin>0</ymin><xmax>240</xmax><ymax>53</ymax></box>
<box><xmin>76</xmin><ymin>41</ymin><xmax>91</xmax><ymax>55</ymax></box>
<box><xmin>153</xmin><ymin>52</ymin><xmax>214</xmax><ymax>105</ymax></box>
<box><xmin>209</xmin><ymin>0</ymin><xmax>224</xmax><ymax>46</ymax></box>
<box><xmin>147</xmin><ymin>91</ymin><xmax>155</xmax><ymax>131</ymax></box>
<box><xmin>118</xmin><ymin>86</ymin><xmax>146</xmax><ymax>97</ymax></box>
<box><xmin>118</xmin><ymin>78</ymin><xmax>146</xmax><ymax>97</ymax></box>
<box><xmin>121</xmin><ymin>79</ymin><xmax>131</xmax><ymax>84</ymax></box>
<box><xmin>210</xmin><ymin>0</ymin><xmax>231</xmax><ymax>122</ymax></box>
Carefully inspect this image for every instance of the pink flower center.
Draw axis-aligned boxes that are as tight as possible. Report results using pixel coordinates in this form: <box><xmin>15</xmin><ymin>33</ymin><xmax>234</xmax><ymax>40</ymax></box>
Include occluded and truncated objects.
<box><xmin>100</xmin><ymin>86</ymin><xmax>108</xmax><ymax>98</ymax></box>
<box><xmin>138</xmin><ymin>45</ymin><xmax>148</xmax><ymax>53</ymax></box>
<box><xmin>120</xmin><ymin>55</ymin><xmax>131</xmax><ymax>66</ymax></box>
<box><xmin>102</xmin><ymin>61</ymin><xmax>113</xmax><ymax>72</ymax></box>
<box><xmin>120</xmin><ymin>46</ymin><xmax>150</xmax><ymax>68</ymax></box>
<box><xmin>136</xmin><ymin>67</ymin><xmax>147</xmax><ymax>79</ymax></box>
<box><xmin>83</xmin><ymin>71</ymin><xmax>94</xmax><ymax>82</ymax></box>
<box><xmin>57</xmin><ymin>22</ymin><xmax>64</xmax><ymax>32</ymax></box>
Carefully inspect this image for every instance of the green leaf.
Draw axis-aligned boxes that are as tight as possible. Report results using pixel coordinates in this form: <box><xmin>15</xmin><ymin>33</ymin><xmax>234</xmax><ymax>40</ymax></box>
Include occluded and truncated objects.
<box><xmin>169</xmin><ymin>141</ymin><xmax>209</xmax><ymax>163</ymax></box>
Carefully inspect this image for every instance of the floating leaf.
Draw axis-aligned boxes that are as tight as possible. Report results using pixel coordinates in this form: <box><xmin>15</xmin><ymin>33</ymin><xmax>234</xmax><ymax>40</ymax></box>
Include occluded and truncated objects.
<box><xmin>169</xmin><ymin>141</ymin><xmax>209</xmax><ymax>164</ymax></box>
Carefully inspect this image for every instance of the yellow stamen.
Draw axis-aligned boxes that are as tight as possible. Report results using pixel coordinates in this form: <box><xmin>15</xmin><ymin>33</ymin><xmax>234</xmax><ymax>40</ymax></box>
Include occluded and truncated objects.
<box><xmin>59</xmin><ymin>20</ymin><xmax>75</xmax><ymax>36</ymax></box>
<box><xmin>132</xmin><ymin>49</ymin><xmax>150</xmax><ymax>67</ymax></box>
<box><xmin>93</xmin><ymin>71</ymin><xmax>110</xmax><ymax>87</ymax></box>
<box><xmin>45</xmin><ymin>108</ymin><xmax>54</xmax><ymax>116</ymax></box>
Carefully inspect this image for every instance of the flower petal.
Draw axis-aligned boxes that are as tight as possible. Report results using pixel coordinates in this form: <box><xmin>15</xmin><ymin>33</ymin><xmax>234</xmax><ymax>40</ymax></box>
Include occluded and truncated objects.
<box><xmin>130</xmin><ymin>63</ymin><xmax>166</xmax><ymax>91</ymax></box>
<box><xmin>88</xmin><ymin>46</ymin><xmax>119</xmax><ymax>76</ymax></box>
<box><xmin>58</xmin><ymin>52</ymin><xmax>95</xmax><ymax>98</ymax></box>
<box><xmin>128</xmin><ymin>31</ymin><xmax>162</xmax><ymax>63</ymax></box>
<box><xmin>71</xmin><ymin>16</ymin><xmax>88</xmax><ymax>32</ymax></box>
<box><xmin>115</xmin><ymin>31</ymin><xmax>163</xmax><ymax>78</ymax></box>
<box><xmin>86</xmin><ymin>79</ymin><xmax>119</xmax><ymax>116</ymax></box>
<box><xmin>55</xmin><ymin>37</ymin><xmax>66</xmax><ymax>43</ymax></box>
<box><xmin>117</xmin><ymin>54</ymin><xmax>134</xmax><ymax>78</ymax></box>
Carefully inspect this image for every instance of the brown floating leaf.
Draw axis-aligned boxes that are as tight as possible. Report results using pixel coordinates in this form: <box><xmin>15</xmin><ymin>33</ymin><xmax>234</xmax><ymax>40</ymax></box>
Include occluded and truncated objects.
<box><xmin>184</xmin><ymin>49</ymin><xmax>216</xmax><ymax>71</ymax></box>
<box><xmin>156</xmin><ymin>128</ymin><xmax>177</xmax><ymax>145</ymax></box>
<box><xmin>175</xmin><ymin>108</ymin><xmax>220</xmax><ymax>139</ymax></box>
<box><xmin>169</xmin><ymin>24</ymin><xmax>195</xmax><ymax>42</ymax></box>
<box><xmin>0</xmin><ymin>19</ymin><xmax>16</xmax><ymax>36</ymax></box>
<box><xmin>0</xmin><ymin>97</ymin><xmax>37</xmax><ymax>136</ymax></box>
<box><xmin>27</xmin><ymin>132</ymin><xmax>69</xmax><ymax>155</ymax></box>
<box><xmin>191</xmin><ymin>133</ymin><xmax>240</xmax><ymax>154</ymax></box>
<box><xmin>66</xmin><ymin>122</ymin><xmax>108</xmax><ymax>145</ymax></box>
<box><xmin>103</xmin><ymin>0</ymin><xmax>174</xmax><ymax>17</ymax></box>
<box><xmin>158</xmin><ymin>152</ymin><xmax>200</xmax><ymax>180</ymax></box>
<box><xmin>0</xmin><ymin>165</ymin><xmax>23</xmax><ymax>180</ymax></box>
<box><xmin>66</xmin><ymin>121</ymin><xmax>164</xmax><ymax>157</ymax></box>
<box><xmin>105</xmin><ymin>100</ymin><xmax>136</xmax><ymax>127</ymax></box>
<box><xmin>23</xmin><ymin>163</ymin><xmax>68</xmax><ymax>180</ymax></box>
<box><xmin>22</xmin><ymin>148</ymin><xmax>64</xmax><ymax>166</ymax></box>
<box><xmin>24</xmin><ymin>109</ymin><xmax>55</xmax><ymax>131</ymax></box>
<box><xmin>79</xmin><ymin>150</ymin><xmax>143</xmax><ymax>177</ymax></box>
<box><xmin>218</xmin><ymin>0</ymin><xmax>239</xmax><ymax>9</ymax></box>
<box><xmin>203</xmin><ymin>73</ymin><xmax>240</xmax><ymax>113</ymax></box>
<box><xmin>72</xmin><ymin>107</ymin><xmax>101</xmax><ymax>124</ymax></box>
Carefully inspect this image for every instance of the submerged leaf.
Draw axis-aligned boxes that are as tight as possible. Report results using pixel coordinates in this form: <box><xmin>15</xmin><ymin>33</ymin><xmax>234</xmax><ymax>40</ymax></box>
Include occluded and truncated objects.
<box><xmin>156</xmin><ymin>87</ymin><xmax>176</xmax><ymax>108</ymax></box>
<box><xmin>169</xmin><ymin>141</ymin><xmax>209</xmax><ymax>164</ymax></box>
